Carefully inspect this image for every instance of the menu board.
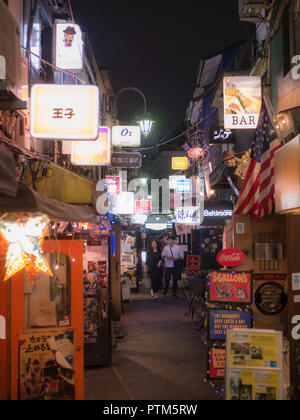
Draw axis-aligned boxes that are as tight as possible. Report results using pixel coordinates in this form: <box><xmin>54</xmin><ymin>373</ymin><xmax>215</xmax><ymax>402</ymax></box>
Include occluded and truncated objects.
<box><xmin>226</xmin><ymin>329</ymin><xmax>283</xmax><ymax>401</ymax></box>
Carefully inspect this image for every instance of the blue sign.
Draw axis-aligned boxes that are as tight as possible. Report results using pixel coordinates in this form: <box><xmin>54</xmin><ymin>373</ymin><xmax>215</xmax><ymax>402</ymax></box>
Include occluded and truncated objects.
<box><xmin>209</xmin><ymin>309</ymin><xmax>252</xmax><ymax>341</ymax></box>
<box><xmin>176</xmin><ymin>179</ymin><xmax>192</xmax><ymax>194</ymax></box>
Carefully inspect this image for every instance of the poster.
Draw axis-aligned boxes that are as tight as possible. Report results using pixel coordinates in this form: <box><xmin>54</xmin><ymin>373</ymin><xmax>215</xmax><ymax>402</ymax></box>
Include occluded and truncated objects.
<box><xmin>84</xmin><ymin>297</ymin><xmax>98</xmax><ymax>344</ymax></box>
<box><xmin>208</xmin><ymin>347</ymin><xmax>226</xmax><ymax>379</ymax></box>
<box><xmin>227</xmin><ymin>369</ymin><xmax>280</xmax><ymax>400</ymax></box>
<box><xmin>224</xmin><ymin>76</ymin><xmax>262</xmax><ymax>130</ymax></box>
<box><xmin>83</xmin><ymin>271</ymin><xmax>98</xmax><ymax>296</ymax></box>
<box><xmin>227</xmin><ymin>330</ymin><xmax>280</xmax><ymax>369</ymax></box>
<box><xmin>208</xmin><ymin>310</ymin><xmax>252</xmax><ymax>341</ymax></box>
<box><xmin>19</xmin><ymin>330</ymin><xmax>75</xmax><ymax>400</ymax></box>
<box><xmin>208</xmin><ymin>271</ymin><xmax>252</xmax><ymax>303</ymax></box>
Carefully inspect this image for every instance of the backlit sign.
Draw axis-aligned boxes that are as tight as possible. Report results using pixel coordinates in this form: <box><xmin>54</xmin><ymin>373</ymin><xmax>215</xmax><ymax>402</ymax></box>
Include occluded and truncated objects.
<box><xmin>30</xmin><ymin>84</ymin><xmax>99</xmax><ymax>140</ymax></box>
<box><xmin>176</xmin><ymin>179</ymin><xmax>192</xmax><ymax>194</ymax></box>
<box><xmin>204</xmin><ymin>209</ymin><xmax>233</xmax><ymax>218</ymax></box>
<box><xmin>175</xmin><ymin>206</ymin><xmax>201</xmax><ymax>225</ymax></box>
<box><xmin>112</xmin><ymin>126</ymin><xmax>141</xmax><ymax>147</ymax></box>
<box><xmin>105</xmin><ymin>176</ymin><xmax>121</xmax><ymax>196</ymax></box>
<box><xmin>135</xmin><ymin>200</ymin><xmax>152</xmax><ymax>214</ymax></box>
<box><xmin>172</xmin><ymin>157</ymin><xmax>188</xmax><ymax>170</ymax></box>
<box><xmin>224</xmin><ymin>76</ymin><xmax>262</xmax><ymax>130</ymax></box>
<box><xmin>72</xmin><ymin>127</ymin><xmax>111</xmax><ymax>165</ymax></box>
<box><xmin>53</xmin><ymin>23</ymin><xmax>84</xmax><ymax>71</ymax></box>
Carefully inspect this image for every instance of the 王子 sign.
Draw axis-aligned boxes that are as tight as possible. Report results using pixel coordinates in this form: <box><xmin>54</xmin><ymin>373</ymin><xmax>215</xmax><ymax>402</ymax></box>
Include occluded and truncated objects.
<box><xmin>30</xmin><ymin>84</ymin><xmax>99</xmax><ymax>140</ymax></box>
<box><xmin>224</xmin><ymin>76</ymin><xmax>262</xmax><ymax>130</ymax></box>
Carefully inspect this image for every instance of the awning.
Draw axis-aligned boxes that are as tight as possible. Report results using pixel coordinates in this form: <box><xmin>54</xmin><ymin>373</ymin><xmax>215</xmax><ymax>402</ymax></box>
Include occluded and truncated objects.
<box><xmin>0</xmin><ymin>182</ymin><xmax>98</xmax><ymax>223</ymax></box>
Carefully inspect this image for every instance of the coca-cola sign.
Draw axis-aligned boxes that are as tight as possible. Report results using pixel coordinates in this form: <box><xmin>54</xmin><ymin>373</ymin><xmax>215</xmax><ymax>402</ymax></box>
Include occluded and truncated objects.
<box><xmin>217</xmin><ymin>248</ymin><xmax>245</xmax><ymax>267</ymax></box>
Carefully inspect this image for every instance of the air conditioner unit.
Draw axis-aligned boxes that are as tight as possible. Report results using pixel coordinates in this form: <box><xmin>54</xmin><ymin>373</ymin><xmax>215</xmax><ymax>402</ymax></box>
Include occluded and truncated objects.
<box><xmin>0</xmin><ymin>1</ymin><xmax>20</xmax><ymax>90</ymax></box>
<box><xmin>239</xmin><ymin>0</ymin><xmax>273</xmax><ymax>22</ymax></box>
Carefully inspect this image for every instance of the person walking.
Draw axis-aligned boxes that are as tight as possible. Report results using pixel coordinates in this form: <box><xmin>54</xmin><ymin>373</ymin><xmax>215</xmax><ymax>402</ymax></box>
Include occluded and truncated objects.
<box><xmin>145</xmin><ymin>240</ymin><xmax>163</xmax><ymax>299</ymax></box>
<box><xmin>162</xmin><ymin>235</ymin><xmax>184</xmax><ymax>298</ymax></box>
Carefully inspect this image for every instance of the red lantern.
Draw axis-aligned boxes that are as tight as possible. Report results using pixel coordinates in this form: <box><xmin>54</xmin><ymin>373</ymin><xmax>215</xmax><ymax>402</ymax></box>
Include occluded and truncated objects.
<box><xmin>188</xmin><ymin>147</ymin><xmax>203</xmax><ymax>159</ymax></box>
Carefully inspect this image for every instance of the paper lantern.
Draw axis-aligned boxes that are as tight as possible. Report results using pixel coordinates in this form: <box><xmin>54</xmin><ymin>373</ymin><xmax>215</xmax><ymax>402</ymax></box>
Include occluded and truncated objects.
<box><xmin>0</xmin><ymin>214</ymin><xmax>53</xmax><ymax>281</ymax></box>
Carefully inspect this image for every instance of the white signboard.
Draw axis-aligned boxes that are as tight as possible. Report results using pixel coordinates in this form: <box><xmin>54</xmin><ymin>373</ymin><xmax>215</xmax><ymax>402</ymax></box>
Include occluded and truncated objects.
<box><xmin>114</xmin><ymin>192</ymin><xmax>135</xmax><ymax>215</ymax></box>
<box><xmin>169</xmin><ymin>175</ymin><xmax>186</xmax><ymax>189</ymax></box>
<box><xmin>30</xmin><ymin>84</ymin><xmax>99</xmax><ymax>140</ymax></box>
<box><xmin>224</xmin><ymin>76</ymin><xmax>262</xmax><ymax>130</ymax></box>
<box><xmin>54</xmin><ymin>23</ymin><xmax>83</xmax><ymax>71</ymax></box>
<box><xmin>112</xmin><ymin>126</ymin><xmax>141</xmax><ymax>147</ymax></box>
<box><xmin>0</xmin><ymin>315</ymin><xmax>5</xmax><ymax>340</ymax></box>
<box><xmin>175</xmin><ymin>206</ymin><xmax>201</xmax><ymax>225</ymax></box>
<box><xmin>0</xmin><ymin>55</ymin><xmax>6</xmax><ymax>80</ymax></box>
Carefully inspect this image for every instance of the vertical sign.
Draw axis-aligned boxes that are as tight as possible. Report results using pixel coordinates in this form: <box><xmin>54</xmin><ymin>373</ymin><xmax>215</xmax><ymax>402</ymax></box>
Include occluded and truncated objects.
<box><xmin>53</xmin><ymin>23</ymin><xmax>84</xmax><ymax>71</ymax></box>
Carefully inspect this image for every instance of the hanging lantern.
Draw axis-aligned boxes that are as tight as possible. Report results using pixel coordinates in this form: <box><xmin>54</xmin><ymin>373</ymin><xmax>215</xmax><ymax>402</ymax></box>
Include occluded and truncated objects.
<box><xmin>0</xmin><ymin>213</ymin><xmax>53</xmax><ymax>281</ymax></box>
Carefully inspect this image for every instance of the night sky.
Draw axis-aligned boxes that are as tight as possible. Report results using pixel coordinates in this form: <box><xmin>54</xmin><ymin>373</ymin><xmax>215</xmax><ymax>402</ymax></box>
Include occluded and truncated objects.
<box><xmin>71</xmin><ymin>0</ymin><xmax>253</xmax><ymax>140</ymax></box>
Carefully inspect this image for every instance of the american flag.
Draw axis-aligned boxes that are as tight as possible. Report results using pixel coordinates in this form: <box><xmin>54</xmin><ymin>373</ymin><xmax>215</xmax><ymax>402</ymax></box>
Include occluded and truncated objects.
<box><xmin>234</xmin><ymin>101</ymin><xmax>281</xmax><ymax>218</ymax></box>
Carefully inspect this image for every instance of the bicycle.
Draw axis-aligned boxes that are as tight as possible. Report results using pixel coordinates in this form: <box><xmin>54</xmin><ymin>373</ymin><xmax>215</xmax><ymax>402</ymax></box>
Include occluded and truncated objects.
<box><xmin>185</xmin><ymin>271</ymin><xmax>208</xmax><ymax>331</ymax></box>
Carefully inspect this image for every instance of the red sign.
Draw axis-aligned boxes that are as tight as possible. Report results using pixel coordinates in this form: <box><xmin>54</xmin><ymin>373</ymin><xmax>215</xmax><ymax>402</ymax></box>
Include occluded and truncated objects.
<box><xmin>217</xmin><ymin>248</ymin><xmax>245</xmax><ymax>267</ymax></box>
<box><xmin>135</xmin><ymin>200</ymin><xmax>152</xmax><ymax>214</ymax></box>
<box><xmin>208</xmin><ymin>347</ymin><xmax>225</xmax><ymax>379</ymax></box>
<box><xmin>208</xmin><ymin>271</ymin><xmax>252</xmax><ymax>303</ymax></box>
<box><xmin>188</xmin><ymin>147</ymin><xmax>204</xmax><ymax>160</ymax></box>
<box><xmin>105</xmin><ymin>176</ymin><xmax>121</xmax><ymax>196</ymax></box>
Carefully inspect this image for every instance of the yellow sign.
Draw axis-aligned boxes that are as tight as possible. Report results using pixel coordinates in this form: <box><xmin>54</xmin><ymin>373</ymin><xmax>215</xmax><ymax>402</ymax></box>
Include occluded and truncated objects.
<box><xmin>30</xmin><ymin>84</ymin><xmax>99</xmax><ymax>140</ymax></box>
<box><xmin>172</xmin><ymin>157</ymin><xmax>188</xmax><ymax>170</ymax></box>
<box><xmin>72</xmin><ymin>127</ymin><xmax>111</xmax><ymax>166</ymax></box>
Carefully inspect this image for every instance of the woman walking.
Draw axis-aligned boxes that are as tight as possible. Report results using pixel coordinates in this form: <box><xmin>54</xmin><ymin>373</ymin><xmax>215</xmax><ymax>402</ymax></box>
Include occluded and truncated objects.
<box><xmin>145</xmin><ymin>240</ymin><xmax>163</xmax><ymax>299</ymax></box>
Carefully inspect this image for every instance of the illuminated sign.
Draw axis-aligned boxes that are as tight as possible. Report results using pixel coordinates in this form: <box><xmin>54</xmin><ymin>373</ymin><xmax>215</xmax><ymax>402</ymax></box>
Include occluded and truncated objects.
<box><xmin>114</xmin><ymin>192</ymin><xmax>135</xmax><ymax>215</ymax></box>
<box><xmin>131</xmin><ymin>214</ymin><xmax>148</xmax><ymax>225</ymax></box>
<box><xmin>105</xmin><ymin>176</ymin><xmax>121</xmax><ymax>196</ymax></box>
<box><xmin>169</xmin><ymin>175</ymin><xmax>186</xmax><ymax>189</ymax></box>
<box><xmin>111</xmin><ymin>152</ymin><xmax>142</xmax><ymax>168</ymax></box>
<box><xmin>175</xmin><ymin>206</ymin><xmax>201</xmax><ymax>225</ymax></box>
<box><xmin>172</xmin><ymin>157</ymin><xmax>188</xmax><ymax>170</ymax></box>
<box><xmin>53</xmin><ymin>23</ymin><xmax>83</xmax><ymax>71</ymax></box>
<box><xmin>204</xmin><ymin>209</ymin><xmax>233</xmax><ymax>217</ymax></box>
<box><xmin>176</xmin><ymin>179</ymin><xmax>192</xmax><ymax>194</ymax></box>
<box><xmin>210</xmin><ymin>127</ymin><xmax>235</xmax><ymax>144</ymax></box>
<box><xmin>112</xmin><ymin>126</ymin><xmax>141</xmax><ymax>147</ymax></box>
<box><xmin>146</xmin><ymin>223</ymin><xmax>167</xmax><ymax>231</ymax></box>
<box><xmin>224</xmin><ymin>76</ymin><xmax>262</xmax><ymax>130</ymax></box>
<box><xmin>135</xmin><ymin>200</ymin><xmax>152</xmax><ymax>214</ymax></box>
<box><xmin>188</xmin><ymin>147</ymin><xmax>204</xmax><ymax>159</ymax></box>
<box><xmin>72</xmin><ymin>127</ymin><xmax>111</xmax><ymax>165</ymax></box>
<box><xmin>30</xmin><ymin>84</ymin><xmax>99</xmax><ymax>140</ymax></box>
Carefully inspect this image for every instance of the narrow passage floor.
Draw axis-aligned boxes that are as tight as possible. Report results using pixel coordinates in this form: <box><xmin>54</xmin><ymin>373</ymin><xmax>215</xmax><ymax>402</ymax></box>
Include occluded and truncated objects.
<box><xmin>85</xmin><ymin>290</ymin><xmax>221</xmax><ymax>400</ymax></box>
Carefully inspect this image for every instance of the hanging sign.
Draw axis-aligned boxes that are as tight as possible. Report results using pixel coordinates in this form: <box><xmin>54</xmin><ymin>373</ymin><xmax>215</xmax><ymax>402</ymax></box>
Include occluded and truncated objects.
<box><xmin>169</xmin><ymin>175</ymin><xmax>186</xmax><ymax>189</ymax></box>
<box><xmin>176</xmin><ymin>179</ymin><xmax>192</xmax><ymax>194</ymax></box>
<box><xmin>210</xmin><ymin>127</ymin><xmax>235</xmax><ymax>144</ymax></box>
<box><xmin>71</xmin><ymin>127</ymin><xmax>111</xmax><ymax>166</ymax></box>
<box><xmin>112</xmin><ymin>126</ymin><xmax>141</xmax><ymax>147</ymax></box>
<box><xmin>208</xmin><ymin>271</ymin><xmax>252</xmax><ymax>303</ymax></box>
<box><xmin>175</xmin><ymin>206</ymin><xmax>201</xmax><ymax>225</ymax></box>
<box><xmin>172</xmin><ymin>157</ymin><xmax>188</xmax><ymax>170</ymax></box>
<box><xmin>105</xmin><ymin>176</ymin><xmax>121</xmax><ymax>196</ymax></box>
<box><xmin>135</xmin><ymin>200</ymin><xmax>152</xmax><ymax>214</ymax></box>
<box><xmin>114</xmin><ymin>192</ymin><xmax>135</xmax><ymax>215</ymax></box>
<box><xmin>111</xmin><ymin>152</ymin><xmax>142</xmax><ymax>169</ymax></box>
<box><xmin>217</xmin><ymin>248</ymin><xmax>245</xmax><ymax>267</ymax></box>
<box><xmin>30</xmin><ymin>84</ymin><xmax>99</xmax><ymax>140</ymax></box>
<box><xmin>188</xmin><ymin>147</ymin><xmax>204</xmax><ymax>160</ymax></box>
<box><xmin>53</xmin><ymin>23</ymin><xmax>84</xmax><ymax>71</ymax></box>
<box><xmin>224</xmin><ymin>76</ymin><xmax>262</xmax><ymax>129</ymax></box>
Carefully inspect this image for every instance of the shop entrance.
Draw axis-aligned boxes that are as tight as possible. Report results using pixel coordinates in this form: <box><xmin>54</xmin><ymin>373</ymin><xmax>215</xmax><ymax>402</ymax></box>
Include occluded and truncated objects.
<box><xmin>9</xmin><ymin>240</ymin><xmax>84</xmax><ymax>400</ymax></box>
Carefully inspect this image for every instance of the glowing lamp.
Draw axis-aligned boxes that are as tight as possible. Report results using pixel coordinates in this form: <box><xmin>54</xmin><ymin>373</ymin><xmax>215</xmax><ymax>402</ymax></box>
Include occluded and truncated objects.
<box><xmin>0</xmin><ymin>214</ymin><xmax>53</xmax><ymax>281</ymax></box>
<box><xmin>188</xmin><ymin>147</ymin><xmax>204</xmax><ymax>159</ymax></box>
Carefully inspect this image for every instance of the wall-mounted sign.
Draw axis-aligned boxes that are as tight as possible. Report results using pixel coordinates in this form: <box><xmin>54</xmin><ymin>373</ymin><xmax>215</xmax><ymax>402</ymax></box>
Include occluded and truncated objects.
<box><xmin>111</xmin><ymin>152</ymin><xmax>142</xmax><ymax>169</ymax></box>
<box><xmin>208</xmin><ymin>309</ymin><xmax>252</xmax><ymax>341</ymax></box>
<box><xmin>176</xmin><ymin>179</ymin><xmax>192</xmax><ymax>194</ymax></box>
<box><xmin>210</xmin><ymin>127</ymin><xmax>235</xmax><ymax>144</ymax></box>
<box><xmin>105</xmin><ymin>176</ymin><xmax>121</xmax><ymax>196</ymax></box>
<box><xmin>53</xmin><ymin>23</ymin><xmax>84</xmax><ymax>71</ymax></box>
<box><xmin>0</xmin><ymin>55</ymin><xmax>5</xmax><ymax>80</ymax></box>
<box><xmin>30</xmin><ymin>84</ymin><xmax>99</xmax><ymax>140</ymax></box>
<box><xmin>112</xmin><ymin>126</ymin><xmax>141</xmax><ymax>147</ymax></box>
<box><xmin>254</xmin><ymin>282</ymin><xmax>287</xmax><ymax>316</ymax></box>
<box><xmin>175</xmin><ymin>206</ymin><xmax>201</xmax><ymax>225</ymax></box>
<box><xmin>224</xmin><ymin>76</ymin><xmax>262</xmax><ymax>130</ymax></box>
<box><xmin>71</xmin><ymin>127</ymin><xmax>111</xmax><ymax>166</ymax></box>
<box><xmin>292</xmin><ymin>273</ymin><xmax>300</xmax><ymax>291</ymax></box>
<box><xmin>217</xmin><ymin>248</ymin><xmax>245</xmax><ymax>267</ymax></box>
<box><xmin>172</xmin><ymin>157</ymin><xmax>188</xmax><ymax>170</ymax></box>
<box><xmin>208</xmin><ymin>271</ymin><xmax>252</xmax><ymax>303</ymax></box>
<box><xmin>204</xmin><ymin>209</ymin><xmax>233</xmax><ymax>218</ymax></box>
<box><xmin>208</xmin><ymin>347</ymin><xmax>225</xmax><ymax>380</ymax></box>
<box><xmin>252</xmin><ymin>273</ymin><xmax>287</xmax><ymax>282</ymax></box>
<box><xmin>135</xmin><ymin>200</ymin><xmax>152</xmax><ymax>214</ymax></box>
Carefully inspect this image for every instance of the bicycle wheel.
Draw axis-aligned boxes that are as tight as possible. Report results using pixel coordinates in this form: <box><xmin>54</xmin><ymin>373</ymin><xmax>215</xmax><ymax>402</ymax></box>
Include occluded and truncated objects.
<box><xmin>191</xmin><ymin>297</ymin><xmax>206</xmax><ymax>331</ymax></box>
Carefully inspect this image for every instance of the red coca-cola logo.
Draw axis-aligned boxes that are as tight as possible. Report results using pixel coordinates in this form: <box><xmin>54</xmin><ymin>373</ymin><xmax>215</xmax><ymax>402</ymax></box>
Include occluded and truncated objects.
<box><xmin>217</xmin><ymin>249</ymin><xmax>245</xmax><ymax>267</ymax></box>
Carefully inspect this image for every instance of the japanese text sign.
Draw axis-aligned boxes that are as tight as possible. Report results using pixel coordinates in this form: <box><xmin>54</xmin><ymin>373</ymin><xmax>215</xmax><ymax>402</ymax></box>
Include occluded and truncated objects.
<box><xmin>172</xmin><ymin>157</ymin><xmax>188</xmax><ymax>170</ymax></box>
<box><xmin>112</xmin><ymin>126</ymin><xmax>141</xmax><ymax>147</ymax></box>
<box><xmin>176</xmin><ymin>179</ymin><xmax>192</xmax><ymax>194</ymax></box>
<box><xmin>208</xmin><ymin>271</ymin><xmax>252</xmax><ymax>303</ymax></box>
<box><xmin>72</xmin><ymin>127</ymin><xmax>111</xmax><ymax>165</ymax></box>
<box><xmin>224</xmin><ymin>76</ymin><xmax>262</xmax><ymax>130</ymax></box>
<box><xmin>30</xmin><ymin>84</ymin><xmax>99</xmax><ymax>140</ymax></box>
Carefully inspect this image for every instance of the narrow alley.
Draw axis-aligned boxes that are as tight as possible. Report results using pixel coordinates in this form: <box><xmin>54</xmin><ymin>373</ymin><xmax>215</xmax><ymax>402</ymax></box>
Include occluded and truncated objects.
<box><xmin>85</xmin><ymin>291</ymin><xmax>220</xmax><ymax>401</ymax></box>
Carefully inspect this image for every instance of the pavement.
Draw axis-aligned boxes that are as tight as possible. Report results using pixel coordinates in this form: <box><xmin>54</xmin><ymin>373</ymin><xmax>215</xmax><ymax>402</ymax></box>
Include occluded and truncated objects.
<box><xmin>85</xmin><ymin>288</ymin><xmax>222</xmax><ymax>401</ymax></box>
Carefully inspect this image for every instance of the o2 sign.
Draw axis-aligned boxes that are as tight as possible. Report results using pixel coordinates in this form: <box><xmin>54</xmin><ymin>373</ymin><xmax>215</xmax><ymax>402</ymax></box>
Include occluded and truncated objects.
<box><xmin>292</xmin><ymin>315</ymin><xmax>300</xmax><ymax>340</ymax></box>
<box><xmin>112</xmin><ymin>126</ymin><xmax>141</xmax><ymax>147</ymax></box>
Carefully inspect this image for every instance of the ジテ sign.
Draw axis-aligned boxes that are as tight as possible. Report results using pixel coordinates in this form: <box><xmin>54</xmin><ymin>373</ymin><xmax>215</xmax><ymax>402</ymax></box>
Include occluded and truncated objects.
<box><xmin>217</xmin><ymin>249</ymin><xmax>245</xmax><ymax>267</ymax></box>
